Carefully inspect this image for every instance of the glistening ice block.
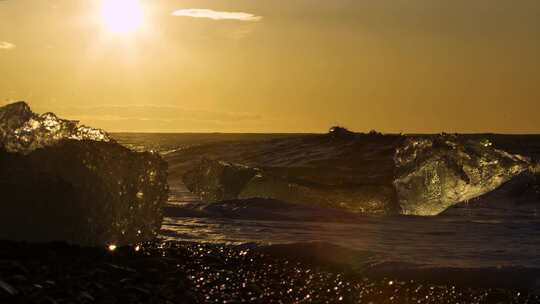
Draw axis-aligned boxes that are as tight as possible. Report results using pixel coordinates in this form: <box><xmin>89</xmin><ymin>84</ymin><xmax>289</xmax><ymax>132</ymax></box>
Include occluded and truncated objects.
<box><xmin>0</xmin><ymin>102</ymin><xmax>168</xmax><ymax>245</ymax></box>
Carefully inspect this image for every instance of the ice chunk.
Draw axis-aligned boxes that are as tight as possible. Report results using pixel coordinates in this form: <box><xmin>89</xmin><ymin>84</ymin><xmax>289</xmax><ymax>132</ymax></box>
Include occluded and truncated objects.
<box><xmin>183</xmin><ymin>158</ymin><xmax>398</xmax><ymax>214</ymax></box>
<box><xmin>0</xmin><ymin>101</ymin><xmax>110</xmax><ymax>154</ymax></box>
<box><xmin>183</xmin><ymin>158</ymin><xmax>259</xmax><ymax>202</ymax></box>
<box><xmin>394</xmin><ymin>135</ymin><xmax>530</xmax><ymax>215</ymax></box>
<box><xmin>442</xmin><ymin>171</ymin><xmax>540</xmax><ymax>216</ymax></box>
<box><xmin>176</xmin><ymin>130</ymin><xmax>533</xmax><ymax>216</ymax></box>
<box><xmin>239</xmin><ymin>174</ymin><xmax>397</xmax><ymax>214</ymax></box>
<box><xmin>0</xmin><ymin>102</ymin><xmax>168</xmax><ymax>245</ymax></box>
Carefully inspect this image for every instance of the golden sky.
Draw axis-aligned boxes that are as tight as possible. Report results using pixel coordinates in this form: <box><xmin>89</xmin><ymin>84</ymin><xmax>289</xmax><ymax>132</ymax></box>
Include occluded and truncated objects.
<box><xmin>1</xmin><ymin>0</ymin><xmax>539</xmax><ymax>133</ymax></box>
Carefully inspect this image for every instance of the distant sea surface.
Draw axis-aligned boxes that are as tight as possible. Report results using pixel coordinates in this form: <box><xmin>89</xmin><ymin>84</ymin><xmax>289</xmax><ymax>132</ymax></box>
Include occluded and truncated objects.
<box><xmin>113</xmin><ymin>132</ymin><xmax>301</xmax><ymax>154</ymax></box>
<box><xmin>113</xmin><ymin>133</ymin><xmax>540</xmax><ymax>274</ymax></box>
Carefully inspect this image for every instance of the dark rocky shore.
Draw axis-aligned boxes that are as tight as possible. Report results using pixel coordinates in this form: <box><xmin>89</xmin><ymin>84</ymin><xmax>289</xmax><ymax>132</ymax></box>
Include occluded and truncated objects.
<box><xmin>1</xmin><ymin>240</ymin><xmax>538</xmax><ymax>304</ymax></box>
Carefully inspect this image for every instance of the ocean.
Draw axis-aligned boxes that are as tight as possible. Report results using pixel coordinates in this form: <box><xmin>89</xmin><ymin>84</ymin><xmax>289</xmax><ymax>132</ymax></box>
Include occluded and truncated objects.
<box><xmin>113</xmin><ymin>132</ymin><xmax>540</xmax><ymax>285</ymax></box>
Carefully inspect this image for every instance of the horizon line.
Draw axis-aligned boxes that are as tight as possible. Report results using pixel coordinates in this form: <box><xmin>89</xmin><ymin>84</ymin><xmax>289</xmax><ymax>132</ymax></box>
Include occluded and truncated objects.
<box><xmin>109</xmin><ymin>131</ymin><xmax>540</xmax><ymax>136</ymax></box>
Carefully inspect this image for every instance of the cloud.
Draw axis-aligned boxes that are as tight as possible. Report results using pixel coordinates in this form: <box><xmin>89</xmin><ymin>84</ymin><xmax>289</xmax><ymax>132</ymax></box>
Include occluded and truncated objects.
<box><xmin>54</xmin><ymin>104</ymin><xmax>262</xmax><ymax>124</ymax></box>
<box><xmin>49</xmin><ymin>104</ymin><xmax>268</xmax><ymax>132</ymax></box>
<box><xmin>172</xmin><ymin>9</ymin><xmax>262</xmax><ymax>22</ymax></box>
<box><xmin>0</xmin><ymin>41</ymin><xmax>15</xmax><ymax>50</ymax></box>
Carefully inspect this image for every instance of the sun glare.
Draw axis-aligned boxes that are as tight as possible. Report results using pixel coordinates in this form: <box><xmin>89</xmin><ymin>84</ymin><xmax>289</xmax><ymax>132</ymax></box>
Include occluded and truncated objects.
<box><xmin>101</xmin><ymin>0</ymin><xmax>144</xmax><ymax>34</ymax></box>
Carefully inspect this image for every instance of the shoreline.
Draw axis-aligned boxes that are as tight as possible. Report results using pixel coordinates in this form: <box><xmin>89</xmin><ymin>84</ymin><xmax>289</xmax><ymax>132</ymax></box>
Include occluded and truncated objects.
<box><xmin>1</xmin><ymin>240</ymin><xmax>538</xmax><ymax>303</ymax></box>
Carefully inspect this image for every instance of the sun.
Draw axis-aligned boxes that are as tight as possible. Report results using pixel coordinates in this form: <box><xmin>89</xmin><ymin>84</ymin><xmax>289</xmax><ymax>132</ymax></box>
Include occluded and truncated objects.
<box><xmin>101</xmin><ymin>0</ymin><xmax>144</xmax><ymax>34</ymax></box>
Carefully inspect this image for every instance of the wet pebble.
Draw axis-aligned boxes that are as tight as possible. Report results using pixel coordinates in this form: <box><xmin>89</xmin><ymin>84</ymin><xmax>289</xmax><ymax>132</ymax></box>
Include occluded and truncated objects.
<box><xmin>0</xmin><ymin>240</ymin><xmax>538</xmax><ymax>304</ymax></box>
<box><xmin>0</xmin><ymin>279</ymin><xmax>18</xmax><ymax>296</ymax></box>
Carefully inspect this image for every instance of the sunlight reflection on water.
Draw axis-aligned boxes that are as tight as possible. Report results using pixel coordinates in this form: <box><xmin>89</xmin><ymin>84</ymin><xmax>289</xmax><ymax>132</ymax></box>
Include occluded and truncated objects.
<box><xmin>160</xmin><ymin>214</ymin><xmax>540</xmax><ymax>269</ymax></box>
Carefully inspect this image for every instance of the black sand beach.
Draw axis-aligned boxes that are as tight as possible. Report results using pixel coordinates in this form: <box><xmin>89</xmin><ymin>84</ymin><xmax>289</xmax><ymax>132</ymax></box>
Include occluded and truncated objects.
<box><xmin>1</xmin><ymin>240</ymin><xmax>538</xmax><ymax>304</ymax></box>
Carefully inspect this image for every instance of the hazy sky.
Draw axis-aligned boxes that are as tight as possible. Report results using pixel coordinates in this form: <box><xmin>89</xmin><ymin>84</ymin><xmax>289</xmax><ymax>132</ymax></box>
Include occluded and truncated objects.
<box><xmin>1</xmin><ymin>0</ymin><xmax>539</xmax><ymax>133</ymax></box>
